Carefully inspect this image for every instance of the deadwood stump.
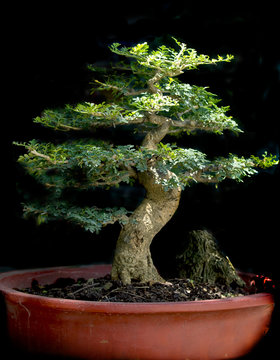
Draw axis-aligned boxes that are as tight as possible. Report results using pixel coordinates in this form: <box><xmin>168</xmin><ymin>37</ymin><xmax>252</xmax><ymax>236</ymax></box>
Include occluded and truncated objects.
<box><xmin>176</xmin><ymin>230</ymin><xmax>245</xmax><ymax>287</ymax></box>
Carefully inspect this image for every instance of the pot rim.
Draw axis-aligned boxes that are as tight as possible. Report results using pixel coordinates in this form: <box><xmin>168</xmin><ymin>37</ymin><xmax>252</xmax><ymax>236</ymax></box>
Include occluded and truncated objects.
<box><xmin>0</xmin><ymin>264</ymin><xmax>274</xmax><ymax>314</ymax></box>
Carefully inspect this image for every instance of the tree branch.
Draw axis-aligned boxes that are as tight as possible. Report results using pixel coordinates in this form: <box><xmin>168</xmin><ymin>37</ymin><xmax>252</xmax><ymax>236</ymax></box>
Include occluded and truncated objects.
<box><xmin>95</xmin><ymin>80</ymin><xmax>145</xmax><ymax>96</ymax></box>
<box><xmin>171</xmin><ymin>118</ymin><xmax>223</xmax><ymax>133</ymax></box>
<box><xmin>29</xmin><ymin>149</ymin><xmax>68</xmax><ymax>165</ymax></box>
<box><xmin>142</xmin><ymin>121</ymin><xmax>171</xmax><ymax>150</ymax></box>
<box><xmin>187</xmin><ymin>170</ymin><xmax>220</xmax><ymax>184</ymax></box>
<box><xmin>147</xmin><ymin>71</ymin><xmax>164</xmax><ymax>94</ymax></box>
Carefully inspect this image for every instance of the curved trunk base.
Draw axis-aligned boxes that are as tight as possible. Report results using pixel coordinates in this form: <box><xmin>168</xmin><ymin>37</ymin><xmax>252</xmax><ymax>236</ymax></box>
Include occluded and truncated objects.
<box><xmin>111</xmin><ymin>246</ymin><xmax>165</xmax><ymax>284</ymax></box>
<box><xmin>111</xmin><ymin>170</ymin><xmax>181</xmax><ymax>284</ymax></box>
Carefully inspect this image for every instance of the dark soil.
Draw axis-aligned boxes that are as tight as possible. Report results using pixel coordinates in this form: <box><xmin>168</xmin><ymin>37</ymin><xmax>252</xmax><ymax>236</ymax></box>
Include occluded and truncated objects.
<box><xmin>17</xmin><ymin>275</ymin><xmax>256</xmax><ymax>302</ymax></box>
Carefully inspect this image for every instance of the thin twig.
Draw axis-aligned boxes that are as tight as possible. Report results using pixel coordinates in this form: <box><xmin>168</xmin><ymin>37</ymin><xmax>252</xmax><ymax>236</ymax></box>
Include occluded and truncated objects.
<box><xmin>70</xmin><ymin>282</ymin><xmax>101</xmax><ymax>296</ymax></box>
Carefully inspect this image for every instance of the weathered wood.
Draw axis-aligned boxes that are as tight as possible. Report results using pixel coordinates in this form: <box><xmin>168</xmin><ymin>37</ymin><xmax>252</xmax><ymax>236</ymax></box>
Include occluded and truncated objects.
<box><xmin>111</xmin><ymin>168</ymin><xmax>181</xmax><ymax>284</ymax></box>
<box><xmin>176</xmin><ymin>230</ymin><xmax>245</xmax><ymax>287</ymax></box>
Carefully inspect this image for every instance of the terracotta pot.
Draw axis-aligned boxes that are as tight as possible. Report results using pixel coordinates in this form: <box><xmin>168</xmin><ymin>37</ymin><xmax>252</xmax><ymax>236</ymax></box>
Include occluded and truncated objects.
<box><xmin>0</xmin><ymin>264</ymin><xmax>274</xmax><ymax>360</ymax></box>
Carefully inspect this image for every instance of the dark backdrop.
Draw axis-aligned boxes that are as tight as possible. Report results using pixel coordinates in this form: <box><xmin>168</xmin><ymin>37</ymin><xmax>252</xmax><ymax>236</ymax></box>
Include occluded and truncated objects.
<box><xmin>3</xmin><ymin>2</ymin><xmax>280</xmax><ymax>358</ymax></box>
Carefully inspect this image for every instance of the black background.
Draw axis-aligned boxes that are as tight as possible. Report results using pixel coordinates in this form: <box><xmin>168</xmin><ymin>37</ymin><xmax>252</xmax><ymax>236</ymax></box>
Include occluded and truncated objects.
<box><xmin>2</xmin><ymin>2</ymin><xmax>280</xmax><ymax>358</ymax></box>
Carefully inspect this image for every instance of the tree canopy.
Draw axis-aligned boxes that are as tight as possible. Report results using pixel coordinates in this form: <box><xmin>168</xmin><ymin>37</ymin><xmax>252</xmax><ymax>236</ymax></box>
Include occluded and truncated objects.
<box><xmin>15</xmin><ymin>39</ymin><xmax>278</xmax><ymax>233</ymax></box>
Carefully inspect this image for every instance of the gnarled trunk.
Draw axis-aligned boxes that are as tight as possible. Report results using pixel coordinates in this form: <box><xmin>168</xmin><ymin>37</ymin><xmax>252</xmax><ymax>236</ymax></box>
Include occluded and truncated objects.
<box><xmin>111</xmin><ymin>169</ymin><xmax>181</xmax><ymax>284</ymax></box>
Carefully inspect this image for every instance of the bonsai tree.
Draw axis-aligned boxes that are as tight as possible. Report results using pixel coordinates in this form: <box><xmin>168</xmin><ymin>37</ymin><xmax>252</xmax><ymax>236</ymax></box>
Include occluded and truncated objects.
<box><xmin>15</xmin><ymin>39</ymin><xmax>278</xmax><ymax>285</ymax></box>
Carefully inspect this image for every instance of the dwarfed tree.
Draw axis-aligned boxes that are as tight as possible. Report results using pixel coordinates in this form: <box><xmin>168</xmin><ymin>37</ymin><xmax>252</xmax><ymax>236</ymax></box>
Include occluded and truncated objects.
<box><xmin>15</xmin><ymin>39</ymin><xmax>278</xmax><ymax>285</ymax></box>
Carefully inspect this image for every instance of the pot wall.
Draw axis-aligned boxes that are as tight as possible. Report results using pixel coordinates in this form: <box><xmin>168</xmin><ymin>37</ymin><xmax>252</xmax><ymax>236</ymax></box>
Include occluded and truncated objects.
<box><xmin>0</xmin><ymin>265</ymin><xmax>274</xmax><ymax>360</ymax></box>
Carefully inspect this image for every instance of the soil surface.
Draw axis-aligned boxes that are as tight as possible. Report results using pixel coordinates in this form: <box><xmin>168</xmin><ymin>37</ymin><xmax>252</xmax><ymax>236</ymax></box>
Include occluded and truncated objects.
<box><xmin>17</xmin><ymin>274</ymin><xmax>256</xmax><ymax>302</ymax></box>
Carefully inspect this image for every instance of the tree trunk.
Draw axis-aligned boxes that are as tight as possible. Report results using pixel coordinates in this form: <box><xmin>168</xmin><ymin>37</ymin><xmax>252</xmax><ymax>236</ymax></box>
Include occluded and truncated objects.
<box><xmin>111</xmin><ymin>168</ymin><xmax>181</xmax><ymax>284</ymax></box>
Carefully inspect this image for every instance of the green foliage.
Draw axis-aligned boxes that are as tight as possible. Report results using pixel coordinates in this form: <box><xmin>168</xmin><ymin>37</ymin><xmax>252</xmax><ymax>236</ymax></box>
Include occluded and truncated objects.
<box><xmin>34</xmin><ymin>103</ymin><xmax>144</xmax><ymax>131</ymax></box>
<box><xmin>130</xmin><ymin>93</ymin><xmax>179</xmax><ymax>112</ymax></box>
<box><xmin>150</xmin><ymin>143</ymin><xmax>276</xmax><ymax>189</ymax></box>
<box><xmin>23</xmin><ymin>201</ymin><xmax>131</xmax><ymax>233</ymax></box>
<box><xmin>15</xmin><ymin>140</ymin><xmax>144</xmax><ymax>188</ymax></box>
<box><xmin>34</xmin><ymin>39</ymin><xmax>240</xmax><ymax>135</ymax></box>
<box><xmin>15</xmin><ymin>140</ymin><xmax>277</xmax><ymax>193</ymax></box>
<box><xmin>250</xmin><ymin>152</ymin><xmax>279</xmax><ymax>169</ymax></box>
<box><xmin>14</xmin><ymin>38</ymin><xmax>278</xmax><ymax>233</ymax></box>
<box><xmin>109</xmin><ymin>39</ymin><xmax>233</xmax><ymax>75</ymax></box>
<box><xmin>163</xmin><ymin>79</ymin><xmax>241</xmax><ymax>134</ymax></box>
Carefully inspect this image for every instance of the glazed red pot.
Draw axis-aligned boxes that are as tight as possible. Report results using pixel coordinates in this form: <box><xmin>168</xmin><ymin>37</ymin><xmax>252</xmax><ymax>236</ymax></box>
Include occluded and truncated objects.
<box><xmin>0</xmin><ymin>264</ymin><xmax>274</xmax><ymax>360</ymax></box>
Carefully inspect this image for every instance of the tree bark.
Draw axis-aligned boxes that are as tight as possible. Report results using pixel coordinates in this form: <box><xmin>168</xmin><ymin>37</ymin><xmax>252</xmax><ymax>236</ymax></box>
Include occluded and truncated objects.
<box><xmin>111</xmin><ymin>168</ymin><xmax>181</xmax><ymax>284</ymax></box>
<box><xmin>176</xmin><ymin>230</ymin><xmax>245</xmax><ymax>287</ymax></box>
